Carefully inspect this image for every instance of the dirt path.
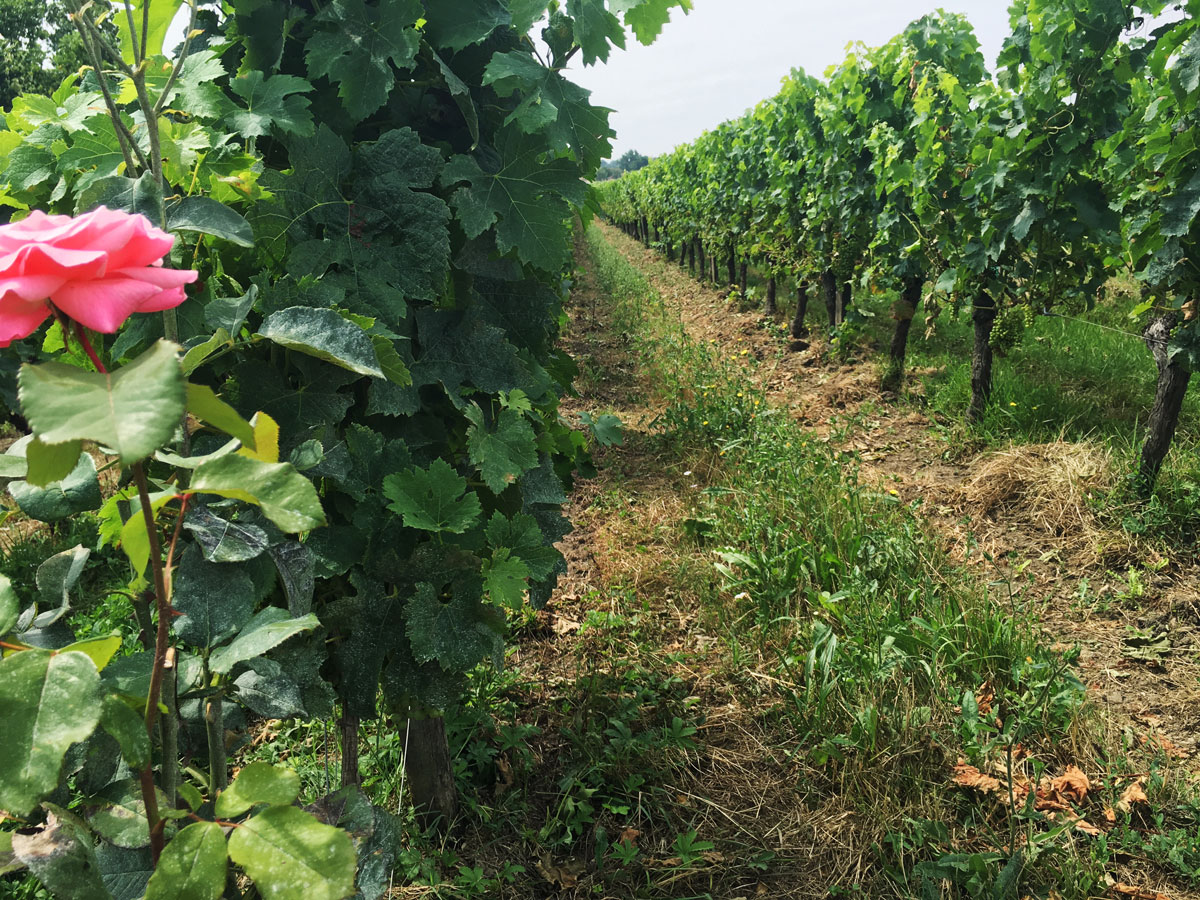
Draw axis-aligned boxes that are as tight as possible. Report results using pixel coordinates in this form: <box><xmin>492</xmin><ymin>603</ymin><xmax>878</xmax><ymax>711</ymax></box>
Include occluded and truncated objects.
<box><xmin>589</xmin><ymin>222</ymin><xmax>1200</xmax><ymax>770</ymax></box>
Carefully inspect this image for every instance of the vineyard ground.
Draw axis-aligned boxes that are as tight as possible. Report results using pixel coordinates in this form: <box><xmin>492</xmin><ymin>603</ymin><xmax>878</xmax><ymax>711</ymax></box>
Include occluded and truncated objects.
<box><xmin>440</xmin><ymin>220</ymin><xmax>1199</xmax><ymax>898</ymax></box>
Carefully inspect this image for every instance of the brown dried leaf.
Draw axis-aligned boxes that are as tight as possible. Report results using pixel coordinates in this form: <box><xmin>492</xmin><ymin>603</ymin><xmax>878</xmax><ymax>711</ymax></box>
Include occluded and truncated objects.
<box><xmin>494</xmin><ymin>755</ymin><xmax>514</xmax><ymax>798</ymax></box>
<box><xmin>952</xmin><ymin>761</ymin><xmax>1004</xmax><ymax>796</ymax></box>
<box><xmin>1040</xmin><ymin>765</ymin><xmax>1090</xmax><ymax>805</ymax></box>
<box><xmin>1117</xmin><ymin>778</ymin><xmax>1149</xmax><ymax>813</ymax></box>
<box><xmin>1112</xmin><ymin>883</ymin><xmax>1172</xmax><ymax>900</ymax></box>
<box><xmin>618</xmin><ymin>827</ymin><xmax>640</xmax><ymax>848</ymax></box>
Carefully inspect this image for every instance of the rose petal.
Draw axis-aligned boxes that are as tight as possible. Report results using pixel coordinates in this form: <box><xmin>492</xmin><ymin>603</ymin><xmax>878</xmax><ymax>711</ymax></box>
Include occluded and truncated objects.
<box><xmin>1</xmin><ymin>243</ymin><xmax>108</xmax><ymax>281</ymax></box>
<box><xmin>51</xmin><ymin>276</ymin><xmax>165</xmax><ymax>333</ymax></box>
<box><xmin>0</xmin><ymin>290</ymin><xmax>51</xmax><ymax>347</ymax></box>
<box><xmin>0</xmin><ymin>273</ymin><xmax>66</xmax><ymax>304</ymax></box>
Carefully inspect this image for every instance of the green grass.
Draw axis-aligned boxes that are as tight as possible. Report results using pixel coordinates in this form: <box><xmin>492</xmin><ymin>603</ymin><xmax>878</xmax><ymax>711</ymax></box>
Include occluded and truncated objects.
<box><xmin>586</xmin><ymin>224</ymin><xmax>1200</xmax><ymax>898</ymax></box>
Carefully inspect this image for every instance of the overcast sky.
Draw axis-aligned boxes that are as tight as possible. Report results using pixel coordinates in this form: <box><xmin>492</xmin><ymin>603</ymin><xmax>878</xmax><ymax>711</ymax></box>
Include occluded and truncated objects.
<box><xmin>566</xmin><ymin>0</ymin><xmax>1014</xmax><ymax>161</ymax></box>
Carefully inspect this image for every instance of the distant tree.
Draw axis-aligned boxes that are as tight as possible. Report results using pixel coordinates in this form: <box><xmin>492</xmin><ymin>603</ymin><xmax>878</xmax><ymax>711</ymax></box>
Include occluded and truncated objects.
<box><xmin>617</xmin><ymin>149</ymin><xmax>650</xmax><ymax>172</ymax></box>
<box><xmin>595</xmin><ymin>162</ymin><xmax>623</xmax><ymax>181</ymax></box>
<box><xmin>0</xmin><ymin>3</ymin><xmax>92</xmax><ymax>110</ymax></box>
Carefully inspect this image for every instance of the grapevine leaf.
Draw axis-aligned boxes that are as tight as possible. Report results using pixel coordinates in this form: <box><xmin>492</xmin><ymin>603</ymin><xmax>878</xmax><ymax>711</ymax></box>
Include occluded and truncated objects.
<box><xmin>215</xmin><ymin>762</ymin><xmax>301</xmax><ymax>818</ymax></box>
<box><xmin>404</xmin><ymin>579</ymin><xmax>505</xmax><ymax>671</ymax></box>
<box><xmin>190</xmin><ymin>452</ymin><xmax>327</xmax><ymax>534</ymax></box>
<box><xmin>209</xmin><ymin>608</ymin><xmax>321</xmax><ymax>675</ymax></box>
<box><xmin>0</xmin><ymin>650</ymin><xmax>101</xmax><ymax>816</ymax></box>
<box><xmin>465</xmin><ymin>406</ymin><xmax>538</xmax><ymax>493</ymax></box>
<box><xmin>432</xmin><ymin>50</ymin><xmax>480</xmax><ymax>148</ymax></box>
<box><xmin>258</xmin><ymin>308</ymin><xmax>384</xmax><ymax>378</ymax></box>
<box><xmin>226</xmin><ymin>72</ymin><xmax>315</xmax><ymax>139</ymax></box>
<box><xmin>567</xmin><ymin>0</ymin><xmax>626</xmax><ymax>64</ymax></box>
<box><xmin>17</xmin><ymin>340</ymin><xmax>185</xmax><ymax>465</ymax></box>
<box><xmin>172</xmin><ymin>547</ymin><xmax>257</xmax><ymax>649</ymax></box>
<box><xmin>616</xmin><ymin>0</ymin><xmax>692</xmax><ymax>44</ymax></box>
<box><xmin>482</xmin><ymin>51</ymin><xmax>614</xmax><ymax>169</ymax></box>
<box><xmin>1161</xmin><ymin>168</ymin><xmax>1200</xmax><ymax>238</ymax></box>
<box><xmin>511</xmin><ymin>0</ymin><xmax>551</xmax><ymax>32</ymax></box>
<box><xmin>579</xmin><ymin>411</ymin><xmax>624</xmax><ymax>446</ymax></box>
<box><xmin>144</xmin><ymin>821</ymin><xmax>227</xmax><ymax>900</ymax></box>
<box><xmin>268</xmin><ymin>542</ymin><xmax>316</xmax><ymax>616</ymax></box>
<box><xmin>304</xmin><ymin>0</ymin><xmax>422</xmax><ymax>122</ymax></box>
<box><xmin>423</xmin><ymin>0</ymin><xmax>510</xmax><ymax>51</ymax></box>
<box><xmin>382</xmin><ymin>459</ymin><xmax>481</xmax><ymax>534</ymax></box>
<box><xmin>227</xmin><ymin>806</ymin><xmax>356</xmax><ymax>900</ymax></box>
<box><xmin>172</xmin><ymin>49</ymin><xmax>233</xmax><ymax>119</ymax></box>
<box><xmin>233</xmin><ymin>658</ymin><xmax>306</xmax><ymax>719</ymax></box>
<box><xmin>484</xmin><ymin>512</ymin><xmax>561</xmax><ymax>581</ymax></box>
<box><xmin>442</xmin><ymin>130</ymin><xmax>587</xmax><ymax>271</ymax></box>
<box><xmin>482</xmin><ymin>549</ymin><xmax>530</xmax><ymax>608</ymax></box>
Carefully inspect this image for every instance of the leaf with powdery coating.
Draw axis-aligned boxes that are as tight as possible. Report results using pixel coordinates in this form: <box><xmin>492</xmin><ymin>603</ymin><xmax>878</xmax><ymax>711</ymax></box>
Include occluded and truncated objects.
<box><xmin>382</xmin><ymin>459</ymin><xmax>481</xmax><ymax>534</ymax></box>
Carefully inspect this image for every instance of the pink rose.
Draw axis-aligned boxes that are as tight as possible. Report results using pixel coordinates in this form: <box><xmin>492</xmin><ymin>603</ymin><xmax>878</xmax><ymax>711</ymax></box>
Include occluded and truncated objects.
<box><xmin>0</xmin><ymin>207</ymin><xmax>198</xmax><ymax>346</ymax></box>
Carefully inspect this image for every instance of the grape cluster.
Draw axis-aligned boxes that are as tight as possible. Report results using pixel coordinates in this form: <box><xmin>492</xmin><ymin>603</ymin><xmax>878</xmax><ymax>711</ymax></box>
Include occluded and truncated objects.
<box><xmin>989</xmin><ymin>303</ymin><xmax>1033</xmax><ymax>354</ymax></box>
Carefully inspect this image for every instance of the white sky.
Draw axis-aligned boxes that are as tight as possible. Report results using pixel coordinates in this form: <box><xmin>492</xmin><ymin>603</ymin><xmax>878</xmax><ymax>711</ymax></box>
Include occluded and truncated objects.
<box><xmin>566</xmin><ymin>0</ymin><xmax>1014</xmax><ymax>160</ymax></box>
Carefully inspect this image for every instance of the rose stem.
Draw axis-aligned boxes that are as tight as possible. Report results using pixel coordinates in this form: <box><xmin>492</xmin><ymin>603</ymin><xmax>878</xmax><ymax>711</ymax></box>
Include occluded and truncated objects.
<box><xmin>133</xmin><ymin>460</ymin><xmax>171</xmax><ymax>862</ymax></box>
<box><xmin>73</xmin><ymin>323</ymin><xmax>108</xmax><ymax>375</ymax></box>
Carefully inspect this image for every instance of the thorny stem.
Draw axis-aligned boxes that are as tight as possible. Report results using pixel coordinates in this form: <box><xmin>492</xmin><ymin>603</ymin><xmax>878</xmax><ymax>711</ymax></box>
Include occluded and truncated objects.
<box><xmin>133</xmin><ymin>460</ymin><xmax>171</xmax><ymax>862</ymax></box>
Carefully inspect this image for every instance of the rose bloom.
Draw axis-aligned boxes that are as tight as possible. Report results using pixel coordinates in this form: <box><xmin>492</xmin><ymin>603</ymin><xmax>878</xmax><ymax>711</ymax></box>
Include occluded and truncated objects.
<box><xmin>0</xmin><ymin>207</ymin><xmax>198</xmax><ymax>346</ymax></box>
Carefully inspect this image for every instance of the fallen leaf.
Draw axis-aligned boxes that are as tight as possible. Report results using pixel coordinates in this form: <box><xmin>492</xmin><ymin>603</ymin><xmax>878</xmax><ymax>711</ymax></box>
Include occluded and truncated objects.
<box><xmin>1117</xmin><ymin>778</ymin><xmax>1149</xmax><ymax>813</ymax></box>
<box><xmin>618</xmin><ymin>827</ymin><xmax>640</xmax><ymax>848</ymax></box>
<box><xmin>1112</xmin><ymin>883</ymin><xmax>1172</xmax><ymax>900</ymax></box>
<box><xmin>494</xmin><ymin>755</ymin><xmax>514</xmax><ymax>798</ymax></box>
<box><xmin>1104</xmin><ymin>807</ymin><xmax>1117</xmax><ymax>824</ymax></box>
<box><xmin>952</xmin><ymin>761</ymin><xmax>1004</xmax><ymax>796</ymax></box>
<box><xmin>1040</xmin><ymin>765</ymin><xmax>1090</xmax><ymax>805</ymax></box>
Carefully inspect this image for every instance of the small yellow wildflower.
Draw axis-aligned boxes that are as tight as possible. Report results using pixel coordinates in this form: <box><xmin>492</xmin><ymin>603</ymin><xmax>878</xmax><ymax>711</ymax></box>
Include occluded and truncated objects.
<box><xmin>1009</xmin><ymin>402</ymin><xmax>1017</xmax><ymax>407</ymax></box>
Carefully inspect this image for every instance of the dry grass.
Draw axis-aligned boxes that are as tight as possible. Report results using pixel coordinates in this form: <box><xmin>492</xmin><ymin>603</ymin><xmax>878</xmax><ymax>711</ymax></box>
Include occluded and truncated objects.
<box><xmin>960</xmin><ymin>439</ymin><xmax>1116</xmax><ymax>536</ymax></box>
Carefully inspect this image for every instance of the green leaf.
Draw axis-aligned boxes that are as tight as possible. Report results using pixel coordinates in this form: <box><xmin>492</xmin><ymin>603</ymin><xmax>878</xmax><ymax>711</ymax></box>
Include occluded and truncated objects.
<box><xmin>24</xmin><ymin>437</ymin><xmax>84</xmax><ymax>487</ymax></box>
<box><xmin>227</xmin><ymin>72</ymin><xmax>314</xmax><ymax>139</ymax></box>
<box><xmin>233</xmin><ymin>658</ymin><xmax>306</xmax><ymax>718</ymax></box>
<box><xmin>87</xmin><ymin>779</ymin><xmax>156</xmax><ymax>849</ymax></box>
<box><xmin>482</xmin><ymin>549</ymin><xmax>530</xmax><ymax>608</ymax></box>
<box><xmin>119</xmin><ymin>490</ymin><xmax>176</xmax><ymax>578</ymax></box>
<box><xmin>423</xmin><ymin>0</ymin><xmax>510</xmax><ymax>51</ymax></box>
<box><xmin>172</xmin><ymin>547</ymin><xmax>257</xmax><ymax>649</ymax></box>
<box><xmin>209</xmin><ymin>608</ymin><xmax>321</xmax><ymax>675</ymax></box>
<box><xmin>579</xmin><ymin>411</ymin><xmax>623</xmax><ymax>446</ymax></box>
<box><xmin>482</xmin><ymin>51</ymin><xmax>614</xmax><ymax>170</ymax></box>
<box><xmin>178</xmin><ymin>783</ymin><xmax>203</xmax><ymax>812</ymax></box>
<box><xmin>9</xmin><ymin>448</ymin><xmax>102</xmax><ymax>523</ymax></box>
<box><xmin>95</xmin><ymin>842</ymin><xmax>154</xmax><ymax>900</ymax></box>
<box><xmin>304</xmin><ymin>0</ymin><xmax>422</xmax><ymax>122</ymax></box>
<box><xmin>11</xmin><ymin>811</ymin><xmax>110</xmax><ymax>900</ymax></box>
<box><xmin>75</xmin><ymin>172</ymin><xmax>163</xmax><ymax>220</ymax></box>
<box><xmin>371</xmin><ymin>337</ymin><xmax>412</xmax><ymax>387</ymax></box>
<box><xmin>465</xmin><ymin>406</ymin><xmax>538</xmax><ymax>493</ymax></box>
<box><xmin>62</xmin><ymin>635</ymin><xmax>122</xmax><ymax>672</ymax></box>
<box><xmin>382</xmin><ymin>459</ymin><xmax>481</xmax><ymax>534</ymax></box>
<box><xmin>117</xmin><ymin>0</ymin><xmax>184</xmax><ymax>60</ymax></box>
<box><xmin>100</xmin><ymin>695</ymin><xmax>150</xmax><ymax>771</ymax></box>
<box><xmin>1162</xmin><ymin>168</ymin><xmax>1200</xmax><ymax>239</ymax></box>
<box><xmin>181</xmin><ymin>329</ymin><xmax>234</xmax><ymax>376</ymax></box>
<box><xmin>187</xmin><ymin>384</ymin><xmax>256</xmax><ymax>448</ymax></box>
<box><xmin>0</xmin><ymin>574</ymin><xmax>17</xmax><ymax>634</ymax></box>
<box><xmin>567</xmin><ymin>0</ymin><xmax>626</xmax><ymax>65</ymax></box>
<box><xmin>190</xmin><ymin>453</ymin><xmax>325</xmax><ymax>533</ymax></box>
<box><xmin>227</xmin><ymin>805</ymin><xmax>356</xmax><ymax>900</ymax></box>
<box><xmin>36</xmin><ymin>545</ymin><xmax>91</xmax><ymax>614</ymax></box>
<box><xmin>443</xmin><ymin>130</ymin><xmax>587</xmax><ymax>271</ymax></box>
<box><xmin>485</xmin><ymin>512</ymin><xmax>560</xmax><ymax>581</ymax></box>
<box><xmin>617</xmin><ymin>0</ymin><xmax>692</xmax><ymax>44</ymax></box>
<box><xmin>259</xmin><ymin>308</ymin><xmax>384</xmax><ymax>378</ymax></box>
<box><xmin>0</xmin><ymin>830</ymin><xmax>21</xmax><ymax>877</ymax></box>
<box><xmin>145</xmin><ymin>822</ymin><xmax>227</xmax><ymax>900</ymax></box>
<box><xmin>404</xmin><ymin>580</ymin><xmax>504</xmax><ymax>672</ymax></box>
<box><xmin>168</xmin><ymin>197</ymin><xmax>254</xmax><ymax>247</ymax></box>
<box><xmin>18</xmin><ymin>340</ymin><xmax>185</xmax><ymax>466</ymax></box>
<box><xmin>215</xmin><ymin>761</ymin><xmax>301</xmax><ymax>818</ymax></box>
<box><xmin>205</xmin><ymin>286</ymin><xmax>258</xmax><ymax>336</ymax></box>
<box><xmin>183</xmin><ymin>506</ymin><xmax>270</xmax><ymax>564</ymax></box>
<box><xmin>0</xmin><ymin>650</ymin><xmax>101</xmax><ymax>816</ymax></box>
